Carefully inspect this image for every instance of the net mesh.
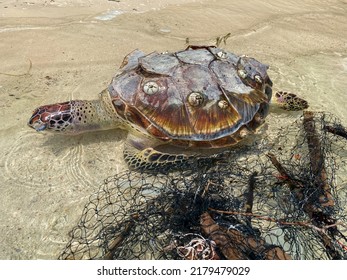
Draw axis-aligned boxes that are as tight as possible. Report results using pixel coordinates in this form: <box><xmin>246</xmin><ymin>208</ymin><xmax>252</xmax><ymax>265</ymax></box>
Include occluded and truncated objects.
<box><xmin>59</xmin><ymin>111</ymin><xmax>347</xmax><ymax>260</ymax></box>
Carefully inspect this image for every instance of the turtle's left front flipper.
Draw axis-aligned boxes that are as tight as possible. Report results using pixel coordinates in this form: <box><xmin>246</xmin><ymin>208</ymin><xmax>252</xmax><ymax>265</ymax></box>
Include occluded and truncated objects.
<box><xmin>123</xmin><ymin>143</ymin><xmax>194</xmax><ymax>172</ymax></box>
<box><xmin>123</xmin><ymin>138</ymin><xmax>226</xmax><ymax>173</ymax></box>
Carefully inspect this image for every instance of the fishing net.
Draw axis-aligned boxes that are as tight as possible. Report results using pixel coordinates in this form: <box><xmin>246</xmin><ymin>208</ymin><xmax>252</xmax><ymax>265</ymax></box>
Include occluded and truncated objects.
<box><xmin>59</xmin><ymin>111</ymin><xmax>347</xmax><ymax>260</ymax></box>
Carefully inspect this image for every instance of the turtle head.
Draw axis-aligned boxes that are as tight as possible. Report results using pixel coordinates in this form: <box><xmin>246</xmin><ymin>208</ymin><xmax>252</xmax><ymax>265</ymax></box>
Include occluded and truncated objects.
<box><xmin>28</xmin><ymin>96</ymin><xmax>120</xmax><ymax>134</ymax></box>
<box><xmin>28</xmin><ymin>101</ymin><xmax>83</xmax><ymax>134</ymax></box>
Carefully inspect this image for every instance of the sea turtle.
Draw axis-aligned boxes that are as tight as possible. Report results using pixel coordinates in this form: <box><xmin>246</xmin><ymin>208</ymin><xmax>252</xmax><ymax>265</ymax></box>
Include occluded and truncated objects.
<box><xmin>28</xmin><ymin>46</ymin><xmax>308</xmax><ymax>171</ymax></box>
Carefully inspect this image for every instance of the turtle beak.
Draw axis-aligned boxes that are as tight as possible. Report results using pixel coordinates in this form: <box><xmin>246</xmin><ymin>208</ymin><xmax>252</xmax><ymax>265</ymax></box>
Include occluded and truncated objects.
<box><xmin>28</xmin><ymin>108</ymin><xmax>49</xmax><ymax>132</ymax></box>
<box><xmin>30</xmin><ymin>120</ymin><xmax>48</xmax><ymax>132</ymax></box>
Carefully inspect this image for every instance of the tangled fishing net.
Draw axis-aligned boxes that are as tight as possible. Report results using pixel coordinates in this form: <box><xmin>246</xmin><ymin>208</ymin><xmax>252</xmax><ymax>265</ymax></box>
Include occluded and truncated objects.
<box><xmin>59</xmin><ymin>111</ymin><xmax>347</xmax><ymax>260</ymax></box>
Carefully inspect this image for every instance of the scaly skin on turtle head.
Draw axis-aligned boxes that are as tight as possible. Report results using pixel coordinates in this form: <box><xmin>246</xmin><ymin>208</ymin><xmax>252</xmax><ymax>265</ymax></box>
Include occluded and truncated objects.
<box><xmin>28</xmin><ymin>89</ymin><xmax>121</xmax><ymax>134</ymax></box>
<box><xmin>275</xmin><ymin>91</ymin><xmax>309</xmax><ymax>111</ymax></box>
<box><xmin>28</xmin><ymin>101</ymin><xmax>74</xmax><ymax>132</ymax></box>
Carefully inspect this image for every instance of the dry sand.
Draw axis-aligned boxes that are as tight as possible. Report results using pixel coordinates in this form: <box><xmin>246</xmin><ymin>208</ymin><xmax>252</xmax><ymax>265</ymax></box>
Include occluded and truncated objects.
<box><xmin>0</xmin><ymin>0</ymin><xmax>346</xmax><ymax>259</ymax></box>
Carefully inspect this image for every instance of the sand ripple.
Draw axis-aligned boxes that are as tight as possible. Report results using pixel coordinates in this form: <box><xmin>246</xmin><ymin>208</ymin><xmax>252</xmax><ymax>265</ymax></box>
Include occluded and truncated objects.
<box><xmin>2</xmin><ymin>130</ymin><xmax>94</xmax><ymax>191</ymax></box>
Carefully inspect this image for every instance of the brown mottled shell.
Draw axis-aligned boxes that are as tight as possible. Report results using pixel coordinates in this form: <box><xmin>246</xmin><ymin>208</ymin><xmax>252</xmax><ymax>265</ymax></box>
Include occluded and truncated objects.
<box><xmin>108</xmin><ymin>46</ymin><xmax>272</xmax><ymax>148</ymax></box>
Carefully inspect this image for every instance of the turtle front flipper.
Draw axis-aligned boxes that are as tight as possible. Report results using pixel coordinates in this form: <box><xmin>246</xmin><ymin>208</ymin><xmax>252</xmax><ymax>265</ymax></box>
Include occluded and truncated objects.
<box><xmin>123</xmin><ymin>133</ymin><xmax>223</xmax><ymax>172</ymax></box>
<box><xmin>124</xmin><ymin>144</ymin><xmax>195</xmax><ymax>172</ymax></box>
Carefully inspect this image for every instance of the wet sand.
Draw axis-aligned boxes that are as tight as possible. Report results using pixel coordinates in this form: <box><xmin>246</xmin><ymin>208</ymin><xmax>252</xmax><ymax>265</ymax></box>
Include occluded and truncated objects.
<box><xmin>0</xmin><ymin>0</ymin><xmax>346</xmax><ymax>259</ymax></box>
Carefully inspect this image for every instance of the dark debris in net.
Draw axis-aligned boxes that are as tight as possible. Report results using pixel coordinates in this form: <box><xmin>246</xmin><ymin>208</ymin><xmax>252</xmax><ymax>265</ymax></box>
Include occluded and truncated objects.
<box><xmin>58</xmin><ymin>112</ymin><xmax>347</xmax><ymax>260</ymax></box>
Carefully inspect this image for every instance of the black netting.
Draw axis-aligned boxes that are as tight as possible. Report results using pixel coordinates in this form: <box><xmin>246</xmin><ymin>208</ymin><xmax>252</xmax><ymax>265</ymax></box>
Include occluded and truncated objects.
<box><xmin>59</xmin><ymin>111</ymin><xmax>347</xmax><ymax>260</ymax></box>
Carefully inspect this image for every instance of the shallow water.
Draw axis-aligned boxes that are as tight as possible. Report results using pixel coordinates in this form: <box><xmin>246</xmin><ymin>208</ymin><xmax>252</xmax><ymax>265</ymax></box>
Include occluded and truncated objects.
<box><xmin>0</xmin><ymin>0</ymin><xmax>346</xmax><ymax>259</ymax></box>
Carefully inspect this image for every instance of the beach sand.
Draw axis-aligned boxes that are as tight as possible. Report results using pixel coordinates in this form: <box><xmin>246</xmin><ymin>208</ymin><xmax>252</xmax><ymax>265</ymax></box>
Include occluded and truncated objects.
<box><xmin>0</xmin><ymin>0</ymin><xmax>346</xmax><ymax>259</ymax></box>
